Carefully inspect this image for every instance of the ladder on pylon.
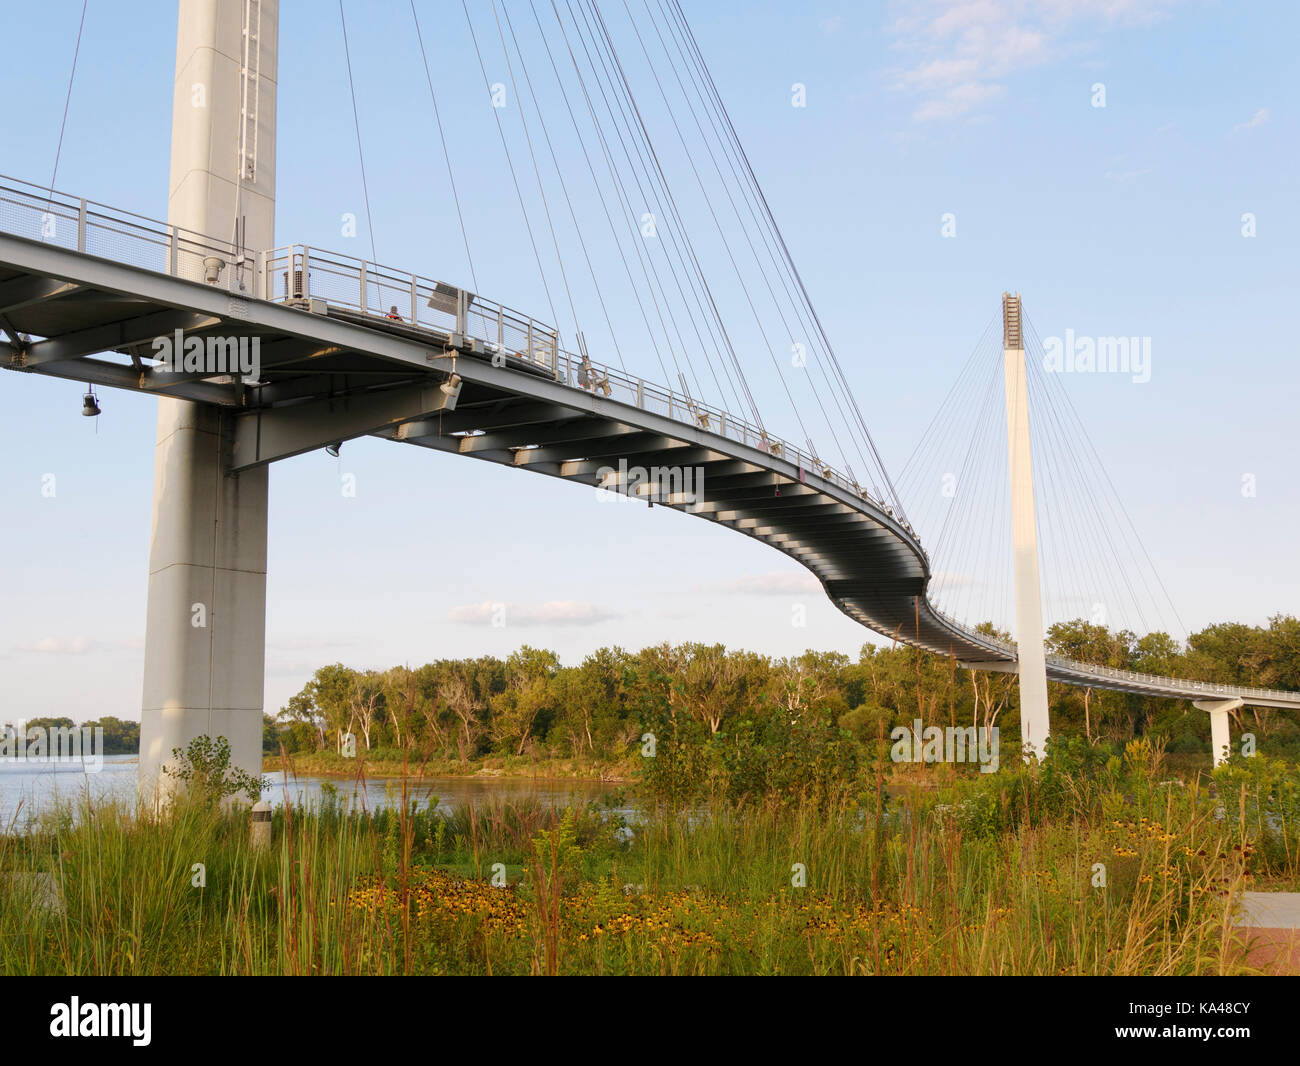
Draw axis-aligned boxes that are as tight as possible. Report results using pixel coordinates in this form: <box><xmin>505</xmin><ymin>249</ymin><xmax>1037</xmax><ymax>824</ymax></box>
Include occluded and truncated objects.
<box><xmin>238</xmin><ymin>0</ymin><xmax>262</xmax><ymax>184</ymax></box>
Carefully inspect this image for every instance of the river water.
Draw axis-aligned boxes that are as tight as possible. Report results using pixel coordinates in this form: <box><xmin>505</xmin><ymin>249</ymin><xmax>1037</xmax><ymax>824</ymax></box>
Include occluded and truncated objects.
<box><xmin>0</xmin><ymin>755</ymin><xmax>630</xmax><ymax>827</ymax></box>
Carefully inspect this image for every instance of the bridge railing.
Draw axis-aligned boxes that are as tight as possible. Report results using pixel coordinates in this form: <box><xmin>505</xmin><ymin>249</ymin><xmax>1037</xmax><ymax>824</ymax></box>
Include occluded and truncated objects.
<box><xmin>917</xmin><ymin>607</ymin><xmax>1290</xmax><ymax>699</ymax></box>
<box><xmin>916</xmin><ymin>616</ymin><xmax>1291</xmax><ymax>700</ymax></box>
<box><xmin>254</xmin><ymin>238</ymin><xmax>899</xmax><ymax>521</ymax></box>
<box><xmin>548</xmin><ymin>349</ymin><xmax>876</xmax><ymax>501</ymax></box>
<box><xmin>0</xmin><ymin>173</ymin><xmax>263</xmax><ymax>292</ymax></box>
<box><xmin>936</xmin><ymin>616</ymin><xmax>1018</xmax><ymax>656</ymax></box>
<box><xmin>7</xmin><ymin>175</ymin><xmax>1298</xmax><ymax>704</ymax></box>
<box><xmin>1043</xmin><ymin>656</ymin><xmax>1287</xmax><ymax>701</ymax></box>
<box><xmin>0</xmin><ymin>171</ymin><xmax>901</xmax><ymax>525</ymax></box>
<box><xmin>259</xmin><ymin>244</ymin><xmax>561</xmax><ymax>375</ymax></box>
<box><xmin>256</xmin><ymin>242</ymin><xmax>1293</xmax><ymax>706</ymax></box>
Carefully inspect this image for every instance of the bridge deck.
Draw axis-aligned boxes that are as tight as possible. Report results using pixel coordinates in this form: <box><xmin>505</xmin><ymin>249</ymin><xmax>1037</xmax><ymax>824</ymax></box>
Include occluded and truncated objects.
<box><xmin>2</xmin><ymin>174</ymin><xmax>1296</xmax><ymax>712</ymax></box>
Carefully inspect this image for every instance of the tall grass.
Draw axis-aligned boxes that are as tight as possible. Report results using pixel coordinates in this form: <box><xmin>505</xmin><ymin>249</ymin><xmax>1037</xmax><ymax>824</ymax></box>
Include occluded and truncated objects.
<box><xmin>0</xmin><ymin>794</ymin><xmax>390</xmax><ymax>975</ymax></box>
<box><xmin>0</xmin><ymin>753</ymin><xmax>1293</xmax><ymax>975</ymax></box>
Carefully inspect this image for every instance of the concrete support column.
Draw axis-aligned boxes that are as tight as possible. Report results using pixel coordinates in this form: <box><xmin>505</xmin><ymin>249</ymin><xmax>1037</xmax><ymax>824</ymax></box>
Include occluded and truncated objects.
<box><xmin>1193</xmin><ymin>697</ymin><xmax>1243</xmax><ymax>768</ymax></box>
<box><xmin>139</xmin><ymin>0</ymin><xmax>278</xmax><ymax>801</ymax></box>
<box><xmin>1001</xmin><ymin>293</ymin><xmax>1051</xmax><ymax>761</ymax></box>
<box><xmin>139</xmin><ymin>406</ymin><xmax>269</xmax><ymax>798</ymax></box>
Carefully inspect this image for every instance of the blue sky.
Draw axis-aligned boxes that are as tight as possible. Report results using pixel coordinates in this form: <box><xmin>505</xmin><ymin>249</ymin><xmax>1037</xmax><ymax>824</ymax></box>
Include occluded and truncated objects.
<box><xmin>2</xmin><ymin>0</ymin><xmax>1296</xmax><ymax>723</ymax></box>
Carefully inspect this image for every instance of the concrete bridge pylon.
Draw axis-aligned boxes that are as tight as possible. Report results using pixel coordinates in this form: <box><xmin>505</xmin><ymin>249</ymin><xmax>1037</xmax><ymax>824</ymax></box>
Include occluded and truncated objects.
<box><xmin>1001</xmin><ymin>292</ymin><xmax>1051</xmax><ymax>761</ymax></box>
<box><xmin>139</xmin><ymin>0</ymin><xmax>279</xmax><ymax>799</ymax></box>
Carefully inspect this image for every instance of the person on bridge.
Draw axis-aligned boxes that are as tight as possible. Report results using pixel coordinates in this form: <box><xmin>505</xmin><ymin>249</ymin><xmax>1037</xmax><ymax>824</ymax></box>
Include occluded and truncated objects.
<box><xmin>578</xmin><ymin>353</ymin><xmax>592</xmax><ymax>390</ymax></box>
<box><xmin>386</xmin><ymin>305</ymin><xmax>403</xmax><ymax>322</ymax></box>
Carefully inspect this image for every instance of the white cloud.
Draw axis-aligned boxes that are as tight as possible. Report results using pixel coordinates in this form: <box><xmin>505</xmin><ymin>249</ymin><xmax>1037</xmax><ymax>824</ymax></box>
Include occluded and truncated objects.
<box><xmin>886</xmin><ymin>0</ymin><xmax>1187</xmax><ymax>123</ymax></box>
<box><xmin>1232</xmin><ymin>107</ymin><xmax>1270</xmax><ymax>133</ymax></box>
<box><xmin>1103</xmin><ymin>167</ymin><xmax>1151</xmax><ymax>182</ymax></box>
<box><xmin>447</xmin><ymin>600</ymin><xmax>621</xmax><ymax>627</ymax></box>
<box><xmin>914</xmin><ymin>80</ymin><xmax>1007</xmax><ymax>121</ymax></box>
<box><xmin>18</xmin><ymin>636</ymin><xmax>90</xmax><ymax>655</ymax></box>
<box><xmin>899</xmin><ymin>57</ymin><xmax>983</xmax><ymax>90</ymax></box>
<box><xmin>530</xmin><ymin>602</ymin><xmax>621</xmax><ymax>624</ymax></box>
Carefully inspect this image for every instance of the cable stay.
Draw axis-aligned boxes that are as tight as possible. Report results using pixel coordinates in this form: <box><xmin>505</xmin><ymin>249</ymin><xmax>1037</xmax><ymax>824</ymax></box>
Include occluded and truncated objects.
<box><xmin>899</xmin><ymin>305</ymin><xmax>1188</xmax><ymax>655</ymax></box>
<box><xmin>393</xmin><ymin>1</ymin><xmax>916</xmax><ymax>520</ymax></box>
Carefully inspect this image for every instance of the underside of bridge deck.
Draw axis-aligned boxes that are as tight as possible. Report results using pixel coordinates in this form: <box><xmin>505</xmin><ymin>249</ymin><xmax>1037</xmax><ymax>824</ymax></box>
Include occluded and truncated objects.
<box><xmin>5</xmin><ymin>229</ymin><xmax>1298</xmax><ymax>714</ymax></box>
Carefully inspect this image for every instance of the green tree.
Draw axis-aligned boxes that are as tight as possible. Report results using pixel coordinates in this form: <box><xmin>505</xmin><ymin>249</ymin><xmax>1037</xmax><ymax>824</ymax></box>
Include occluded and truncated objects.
<box><xmin>261</xmin><ymin>712</ymin><xmax>284</xmax><ymax>753</ymax></box>
<box><xmin>1047</xmin><ymin>619</ymin><xmax>1133</xmax><ymax>743</ymax></box>
<box><xmin>164</xmin><ymin>735</ymin><xmax>264</xmax><ymax>805</ymax></box>
<box><xmin>89</xmin><ymin>716</ymin><xmax>141</xmax><ymax>755</ymax></box>
<box><xmin>277</xmin><ymin>690</ymin><xmax>324</xmax><ymax>752</ymax></box>
<box><xmin>491</xmin><ymin>646</ymin><xmax>558</xmax><ymax>756</ymax></box>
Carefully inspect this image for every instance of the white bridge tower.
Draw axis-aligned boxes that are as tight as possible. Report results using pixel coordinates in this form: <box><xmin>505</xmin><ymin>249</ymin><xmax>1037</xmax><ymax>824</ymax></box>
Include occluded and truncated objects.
<box><xmin>139</xmin><ymin>0</ymin><xmax>279</xmax><ymax>798</ymax></box>
<box><xmin>1001</xmin><ymin>293</ymin><xmax>1052</xmax><ymax>760</ymax></box>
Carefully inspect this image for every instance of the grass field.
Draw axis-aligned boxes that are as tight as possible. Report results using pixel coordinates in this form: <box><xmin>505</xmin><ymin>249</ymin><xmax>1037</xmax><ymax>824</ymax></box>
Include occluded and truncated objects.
<box><xmin>2</xmin><ymin>740</ymin><xmax>1296</xmax><ymax>975</ymax></box>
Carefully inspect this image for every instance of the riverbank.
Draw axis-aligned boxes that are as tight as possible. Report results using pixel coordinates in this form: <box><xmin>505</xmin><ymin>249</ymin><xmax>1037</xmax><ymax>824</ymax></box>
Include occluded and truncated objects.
<box><xmin>263</xmin><ymin>749</ymin><xmax>637</xmax><ymax>784</ymax></box>
<box><xmin>262</xmin><ymin>748</ymin><xmax>1227</xmax><ymax>790</ymax></box>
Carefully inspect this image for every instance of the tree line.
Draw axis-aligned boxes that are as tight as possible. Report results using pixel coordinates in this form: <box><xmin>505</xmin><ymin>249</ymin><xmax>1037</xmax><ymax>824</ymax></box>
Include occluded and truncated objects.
<box><xmin>5</xmin><ymin>716</ymin><xmax>141</xmax><ymax>755</ymax></box>
<box><xmin>270</xmin><ymin>614</ymin><xmax>1300</xmax><ymax>763</ymax></box>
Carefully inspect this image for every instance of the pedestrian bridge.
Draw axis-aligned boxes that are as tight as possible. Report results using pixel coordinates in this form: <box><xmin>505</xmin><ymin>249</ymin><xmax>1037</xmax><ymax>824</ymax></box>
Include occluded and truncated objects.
<box><xmin>3</xmin><ymin>174</ymin><xmax>1296</xmax><ymax>714</ymax></box>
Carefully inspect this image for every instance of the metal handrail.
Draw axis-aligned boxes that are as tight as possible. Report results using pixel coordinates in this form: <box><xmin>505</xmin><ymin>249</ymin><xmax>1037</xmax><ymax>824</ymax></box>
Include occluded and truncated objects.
<box><xmin>0</xmin><ymin>171</ymin><xmax>897</xmax><ymax>520</ymax></box>
<box><xmin>931</xmin><ymin>614</ymin><xmax>1296</xmax><ymax>701</ymax></box>
<box><xmin>5</xmin><ymin>172</ymin><xmax>1296</xmax><ymax>705</ymax></box>
<box><xmin>261</xmin><ymin>242</ymin><xmax>560</xmax><ymax>371</ymax></box>
<box><xmin>0</xmin><ymin>173</ymin><xmax>255</xmax><ymax>290</ymax></box>
<box><xmin>1043</xmin><ymin>656</ymin><xmax>1287</xmax><ymax>700</ymax></box>
<box><xmin>257</xmin><ymin>238</ymin><xmax>895</xmax><ymax>518</ymax></box>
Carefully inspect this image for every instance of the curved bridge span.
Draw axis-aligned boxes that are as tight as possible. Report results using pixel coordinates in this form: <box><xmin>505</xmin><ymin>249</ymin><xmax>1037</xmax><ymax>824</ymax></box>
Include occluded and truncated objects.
<box><xmin>2</xmin><ymin>177</ymin><xmax>1297</xmax><ymax>715</ymax></box>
